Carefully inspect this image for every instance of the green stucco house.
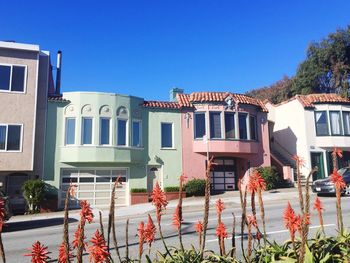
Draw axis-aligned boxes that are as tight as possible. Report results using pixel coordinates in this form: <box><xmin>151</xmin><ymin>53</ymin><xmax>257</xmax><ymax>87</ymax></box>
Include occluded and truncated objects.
<box><xmin>44</xmin><ymin>91</ymin><xmax>182</xmax><ymax>207</ymax></box>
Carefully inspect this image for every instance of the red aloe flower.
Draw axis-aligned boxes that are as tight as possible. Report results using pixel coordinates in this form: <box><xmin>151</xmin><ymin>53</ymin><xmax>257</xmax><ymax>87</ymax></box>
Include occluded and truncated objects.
<box><xmin>247</xmin><ymin>215</ymin><xmax>258</xmax><ymax>229</ymax></box>
<box><xmin>330</xmin><ymin>169</ymin><xmax>346</xmax><ymax>190</ymax></box>
<box><xmin>24</xmin><ymin>241</ymin><xmax>51</xmax><ymax>263</ymax></box>
<box><xmin>313</xmin><ymin>197</ymin><xmax>323</xmax><ymax>213</ymax></box>
<box><xmin>144</xmin><ymin>214</ymin><xmax>156</xmax><ymax>245</ymax></box>
<box><xmin>137</xmin><ymin>221</ymin><xmax>145</xmax><ymax>259</ymax></box>
<box><xmin>151</xmin><ymin>182</ymin><xmax>168</xmax><ymax>222</ymax></box>
<box><xmin>72</xmin><ymin>225</ymin><xmax>87</xmax><ymax>250</ymax></box>
<box><xmin>0</xmin><ymin>198</ymin><xmax>5</xmax><ymax>232</ymax></box>
<box><xmin>88</xmin><ymin>230</ymin><xmax>109</xmax><ymax>263</ymax></box>
<box><xmin>332</xmin><ymin>147</ymin><xmax>343</xmax><ymax>159</ymax></box>
<box><xmin>247</xmin><ymin>171</ymin><xmax>266</xmax><ymax>193</ymax></box>
<box><xmin>216</xmin><ymin>222</ymin><xmax>228</xmax><ymax>239</ymax></box>
<box><xmin>292</xmin><ymin>155</ymin><xmax>305</xmax><ymax>167</ymax></box>
<box><xmin>172</xmin><ymin>205</ymin><xmax>182</xmax><ymax>230</ymax></box>
<box><xmin>216</xmin><ymin>199</ymin><xmax>225</xmax><ymax>216</ymax></box>
<box><xmin>195</xmin><ymin>220</ymin><xmax>203</xmax><ymax>234</ymax></box>
<box><xmin>283</xmin><ymin>202</ymin><xmax>298</xmax><ymax>238</ymax></box>
<box><xmin>58</xmin><ymin>241</ymin><xmax>73</xmax><ymax>263</ymax></box>
<box><xmin>256</xmin><ymin>231</ymin><xmax>262</xmax><ymax>241</ymax></box>
<box><xmin>80</xmin><ymin>200</ymin><xmax>94</xmax><ymax>223</ymax></box>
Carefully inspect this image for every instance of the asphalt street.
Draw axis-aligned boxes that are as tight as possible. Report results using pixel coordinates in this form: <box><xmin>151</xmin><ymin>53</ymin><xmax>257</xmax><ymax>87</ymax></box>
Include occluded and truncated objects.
<box><xmin>3</xmin><ymin>194</ymin><xmax>350</xmax><ymax>262</ymax></box>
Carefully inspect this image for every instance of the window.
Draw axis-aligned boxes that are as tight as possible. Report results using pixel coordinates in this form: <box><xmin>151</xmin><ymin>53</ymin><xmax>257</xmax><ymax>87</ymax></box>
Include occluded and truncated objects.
<box><xmin>343</xmin><ymin>112</ymin><xmax>350</xmax><ymax>135</ymax></box>
<box><xmin>161</xmin><ymin>123</ymin><xmax>173</xmax><ymax>148</ymax></box>
<box><xmin>82</xmin><ymin>117</ymin><xmax>93</xmax><ymax>145</ymax></box>
<box><xmin>330</xmin><ymin>111</ymin><xmax>342</xmax><ymax>135</ymax></box>
<box><xmin>238</xmin><ymin>113</ymin><xmax>248</xmax><ymax>139</ymax></box>
<box><xmin>132</xmin><ymin>120</ymin><xmax>141</xmax><ymax>147</ymax></box>
<box><xmin>315</xmin><ymin>111</ymin><xmax>329</xmax><ymax>136</ymax></box>
<box><xmin>65</xmin><ymin>118</ymin><xmax>76</xmax><ymax>145</ymax></box>
<box><xmin>100</xmin><ymin>118</ymin><xmax>110</xmax><ymax>145</ymax></box>
<box><xmin>0</xmin><ymin>65</ymin><xmax>26</xmax><ymax>92</ymax></box>
<box><xmin>210</xmin><ymin>112</ymin><xmax>222</xmax><ymax>139</ymax></box>
<box><xmin>250</xmin><ymin>115</ymin><xmax>257</xmax><ymax>140</ymax></box>
<box><xmin>224</xmin><ymin>112</ymin><xmax>235</xmax><ymax>139</ymax></box>
<box><xmin>194</xmin><ymin>113</ymin><xmax>206</xmax><ymax>139</ymax></box>
<box><xmin>117</xmin><ymin>119</ymin><xmax>127</xmax><ymax>146</ymax></box>
<box><xmin>0</xmin><ymin>124</ymin><xmax>22</xmax><ymax>151</ymax></box>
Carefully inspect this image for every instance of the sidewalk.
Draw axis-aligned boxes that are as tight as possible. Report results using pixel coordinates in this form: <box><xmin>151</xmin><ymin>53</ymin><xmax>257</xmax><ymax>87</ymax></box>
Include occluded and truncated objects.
<box><xmin>7</xmin><ymin>187</ymin><xmax>302</xmax><ymax>223</ymax></box>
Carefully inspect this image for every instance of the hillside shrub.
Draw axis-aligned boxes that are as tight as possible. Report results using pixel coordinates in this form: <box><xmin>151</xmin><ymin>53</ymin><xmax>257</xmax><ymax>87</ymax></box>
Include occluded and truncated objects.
<box><xmin>164</xmin><ymin>186</ymin><xmax>180</xmax><ymax>192</ymax></box>
<box><xmin>185</xmin><ymin>179</ymin><xmax>206</xmax><ymax>196</ymax></box>
<box><xmin>256</xmin><ymin>166</ymin><xmax>279</xmax><ymax>190</ymax></box>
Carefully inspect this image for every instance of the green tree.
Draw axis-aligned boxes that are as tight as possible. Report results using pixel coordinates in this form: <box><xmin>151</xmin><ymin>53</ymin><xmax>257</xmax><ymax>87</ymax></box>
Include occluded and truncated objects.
<box><xmin>292</xmin><ymin>26</ymin><xmax>350</xmax><ymax>97</ymax></box>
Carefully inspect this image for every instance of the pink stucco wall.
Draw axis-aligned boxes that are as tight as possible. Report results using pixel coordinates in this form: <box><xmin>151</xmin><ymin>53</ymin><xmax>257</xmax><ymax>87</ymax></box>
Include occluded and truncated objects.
<box><xmin>181</xmin><ymin>104</ymin><xmax>271</xmax><ymax>187</ymax></box>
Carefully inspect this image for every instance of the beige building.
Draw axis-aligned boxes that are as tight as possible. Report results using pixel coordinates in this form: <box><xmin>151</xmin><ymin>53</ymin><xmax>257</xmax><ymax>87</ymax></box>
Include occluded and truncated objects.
<box><xmin>0</xmin><ymin>41</ymin><xmax>51</xmax><ymax>210</ymax></box>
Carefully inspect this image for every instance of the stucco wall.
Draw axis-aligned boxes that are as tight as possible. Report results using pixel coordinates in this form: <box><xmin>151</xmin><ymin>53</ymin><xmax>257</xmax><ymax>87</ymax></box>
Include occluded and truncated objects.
<box><xmin>0</xmin><ymin>48</ymin><xmax>39</xmax><ymax>171</ymax></box>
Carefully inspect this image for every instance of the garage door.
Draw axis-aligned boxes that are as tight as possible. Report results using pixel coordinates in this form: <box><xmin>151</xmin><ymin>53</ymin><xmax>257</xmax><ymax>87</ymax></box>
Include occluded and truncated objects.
<box><xmin>60</xmin><ymin>168</ymin><xmax>128</xmax><ymax>207</ymax></box>
<box><xmin>210</xmin><ymin>158</ymin><xmax>236</xmax><ymax>191</ymax></box>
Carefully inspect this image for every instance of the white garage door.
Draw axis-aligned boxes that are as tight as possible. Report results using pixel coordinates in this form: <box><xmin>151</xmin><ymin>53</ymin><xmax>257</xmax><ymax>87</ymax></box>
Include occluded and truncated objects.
<box><xmin>60</xmin><ymin>168</ymin><xmax>128</xmax><ymax>207</ymax></box>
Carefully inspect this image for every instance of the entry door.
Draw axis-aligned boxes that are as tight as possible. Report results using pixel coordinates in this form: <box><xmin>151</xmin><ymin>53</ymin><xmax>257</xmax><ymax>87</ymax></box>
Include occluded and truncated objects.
<box><xmin>310</xmin><ymin>152</ymin><xmax>325</xmax><ymax>181</ymax></box>
<box><xmin>147</xmin><ymin>166</ymin><xmax>162</xmax><ymax>192</ymax></box>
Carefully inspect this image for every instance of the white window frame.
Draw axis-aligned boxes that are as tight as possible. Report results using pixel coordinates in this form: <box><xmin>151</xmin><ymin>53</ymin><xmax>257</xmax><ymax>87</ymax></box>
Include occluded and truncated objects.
<box><xmin>100</xmin><ymin>117</ymin><xmax>112</xmax><ymax>146</ymax></box>
<box><xmin>65</xmin><ymin>117</ymin><xmax>76</xmax><ymax>145</ymax></box>
<box><xmin>0</xmin><ymin>63</ymin><xmax>27</xmax><ymax>94</ymax></box>
<box><xmin>81</xmin><ymin>117</ymin><xmax>94</xmax><ymax>145</ymax></box>
<box><xmin>161</xmin><ymin>122</ymin><xmax>174</xmax><ymax>149</ymax></box>
<box><xmin>0</xmin><ymin>123</ymin><xmax>23</xmax><ymax>152</ymax></box>
<box><xmin>209</xmin><ymin>111</ymin><xmax>222</xmax><ymax>139</ymax></box>
<box><xmin>116</xmin><ymin>118</ymin><xmax>128</xmax><ymax>147</ymax></box>
<box><xmin>131</xmin><ymin>119</ymin><xmax>142</xmax><ymax>147</ymax></box>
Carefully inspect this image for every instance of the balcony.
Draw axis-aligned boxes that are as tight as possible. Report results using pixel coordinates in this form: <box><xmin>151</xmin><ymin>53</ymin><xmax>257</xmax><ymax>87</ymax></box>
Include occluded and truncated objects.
<box><xmin>192</xmin><ymin>139</ymin><xmax>260</xmax><ymax>154</ymax></box>
<box><xmin>59</xmin><ymin>146</ymin><xmax>145</xmax><ymax>163</ymax></box>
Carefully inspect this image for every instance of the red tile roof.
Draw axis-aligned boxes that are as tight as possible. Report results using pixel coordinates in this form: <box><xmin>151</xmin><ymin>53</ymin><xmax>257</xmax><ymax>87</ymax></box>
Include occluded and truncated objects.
<box><xmin>295</xmin><ymin>93</ymin><xmax>350</xmax><ymax>108</ymax></box>
<box><xmin>143</xmin><ymin>101</ymin><xmax>181</xmax><ymax>109</ymax></box>
<box><xmin>177</xmin><ymin>92</ymin><xmax>268</xmax><ymax>112</ymax></box>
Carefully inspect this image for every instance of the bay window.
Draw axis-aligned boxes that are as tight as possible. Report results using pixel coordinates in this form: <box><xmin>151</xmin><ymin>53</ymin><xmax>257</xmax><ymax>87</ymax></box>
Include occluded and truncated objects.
<box><xmin>210</xmin><ymin>112</ymin><xmax>222</xmax><ymax>139</ymax></box>
<box><xmin>250</xmin><ymin>115</ymin><xmax>257</xmax><ymax>140</ymax></box>
<box><xmin>100</xmin><ymin>118</ymin><xmax>110</xmax><ymax>145</ymax></box>
<box><xmin>117</xmin><ymin>119</ymin><xmax>127</xmax><ymax>146</ymax></box>
<box><xmin>330</xmin><ymin>111</ymin><xmax>342</xmax><ymax>135</ymax></box>
<box><xmin>82</xmin><ymin>117</ymin><xmax>93</xmax><ymax>145</ymax></box>
<box><xmin>65</xmin><ymin>118</ymin><xmax>76</xmax><ymax>145</ymax></box>
<box><xmin>315</xmin><ymin>111</ymin><xmax>329</xmax><ymax>136</ymax></box>
<box><xmin>132</xmin><ymin>120</ymin><xmax>142</xmax><ymax>147</ymax></box>
<box><xmin>239</xmin><ymin>113</ymin><xmax>248</xmax><ymax>140</ymax></box>
<box><xmin>194</xmin><ymin>113</ymin><xmax>206</xmax><ymax>139</ymax></box>
<box><xmin>343</xmin><ymin>112</ymin><xmax>350</xmax><ymax>135</ymax></box>
<box><xmin>224</xmin><ymin>112</ymin><xmax>235</xmax><ymax>139</ymax></box>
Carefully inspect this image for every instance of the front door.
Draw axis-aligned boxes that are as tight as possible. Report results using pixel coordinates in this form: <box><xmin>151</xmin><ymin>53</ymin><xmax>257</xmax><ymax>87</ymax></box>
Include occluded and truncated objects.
<box><xmin>147</xmin><ymin>166</ymin><xmax>162</xmax><ymax>192</ymax></box>
<box><xmin>310</xmin><ymin>152</ymin><xmax>325</xmax><ymax>181</ymax></box>
<box><xmin>7</xmin><ymin>173</ymin><xmax>28</xmax><ymax>211</ymax></box>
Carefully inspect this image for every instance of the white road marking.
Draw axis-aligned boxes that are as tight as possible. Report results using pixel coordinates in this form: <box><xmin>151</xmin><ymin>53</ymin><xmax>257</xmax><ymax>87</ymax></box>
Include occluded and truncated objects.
<box><xmin>205</xmin><ymin>223</ymin><xmax>335</xmax><ymax>243</ymax></box>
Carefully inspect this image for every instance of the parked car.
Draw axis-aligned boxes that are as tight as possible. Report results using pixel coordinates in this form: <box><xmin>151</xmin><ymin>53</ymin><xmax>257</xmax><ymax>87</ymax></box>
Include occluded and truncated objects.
<box><xmin>0</xmin><ymin>190</ymin><xmax>12</xmax><ymax>221</ymax></box>
<box><xmin>312</xmin><ymin>167</ymin><xmax>350</xmax><ymax>196</ymax></box>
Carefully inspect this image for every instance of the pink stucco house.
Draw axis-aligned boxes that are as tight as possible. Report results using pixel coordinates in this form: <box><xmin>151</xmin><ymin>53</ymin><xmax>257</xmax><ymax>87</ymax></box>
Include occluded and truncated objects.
<box><xmin>175</xmin><ymin>91</ymin><xmax>271</xmax><ymax>190</ymax></box>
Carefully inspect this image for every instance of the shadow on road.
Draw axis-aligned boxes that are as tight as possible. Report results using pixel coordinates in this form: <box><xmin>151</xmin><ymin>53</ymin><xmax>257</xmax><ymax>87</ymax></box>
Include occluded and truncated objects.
<box><xmin>3</xmin><ymin>217</ymin><xmax>78</xmax><ymax>232</ymax></box>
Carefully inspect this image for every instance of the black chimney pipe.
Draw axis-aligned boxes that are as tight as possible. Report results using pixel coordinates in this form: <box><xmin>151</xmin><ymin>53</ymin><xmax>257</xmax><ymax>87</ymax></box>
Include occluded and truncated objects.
<box><xmin>56</xmin><ymin>50</ymin><xmax>62</xmax><ymax>95</ymax></box>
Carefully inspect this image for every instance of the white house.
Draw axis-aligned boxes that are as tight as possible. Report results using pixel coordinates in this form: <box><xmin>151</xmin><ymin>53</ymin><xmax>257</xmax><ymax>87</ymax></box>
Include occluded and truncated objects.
<box><xmin>266</xmin><ymin>93</ymin><xmax>350</xmax><ymax>181</ymax></box>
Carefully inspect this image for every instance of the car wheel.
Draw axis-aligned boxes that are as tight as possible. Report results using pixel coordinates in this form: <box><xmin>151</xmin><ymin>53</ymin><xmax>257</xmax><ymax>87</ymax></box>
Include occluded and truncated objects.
<box><xmin>345</xmin><ymin>184</ymin><xmax>350</xmax><ymax>196</ymax></box>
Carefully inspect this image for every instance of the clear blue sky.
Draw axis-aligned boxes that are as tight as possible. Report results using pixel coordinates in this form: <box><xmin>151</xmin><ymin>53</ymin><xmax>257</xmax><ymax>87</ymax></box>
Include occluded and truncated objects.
<box><xmin>2</xmin><ymin>1</ymin><xmax>350</xmax><ymax>101</ymax></box>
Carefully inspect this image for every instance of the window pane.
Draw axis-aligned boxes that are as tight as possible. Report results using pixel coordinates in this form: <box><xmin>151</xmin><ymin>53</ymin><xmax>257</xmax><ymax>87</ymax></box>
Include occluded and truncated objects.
<box><xmin>330</xmin><ymin>111</ymin><xmax>342</xmax><ymax>135</ymax></box>
<box><xmin>82</xmin><ymin>118</ymin><xmax>92</xmax><ymax>144</ymax></box>
<box><xmin>132</xmin><ymin>121</ymin><xmax>141</xmax><ymax>147</ymax></box>
<box><xmin>343</xmin><ymin>112</ymin><xmax>350</xmax><ymax>135</ymax></box>
<box><xmin>161</xmin><ymin>123</ymin><xmax>173</xmax><ymax>148</ymax></box>
<box><xmin>239</xmin><ymin>113</ymin><xmax>248</xmax><ymax>140</ymax></box>
<box><xmin>0</xmin><ymin>126</ymin><xmax>6</xmax><ymax>150</ymax></box>
<box><xmin>210</xmin><ymin>112</ymin><xmax>221</xmax><ymax>139</ymax></box>
<box><xmin>117</xmin><ymin>119</ymin><xmax>127</xmax><ymax>146</ymax></box>
<box><xmin>65</xmin><ymin>118</ymin><xmax>76</xmax><ymax>145</ymax></box>
<box><xmin>100</xmin><ymin>118</ymin><xmax>110</xmax><ymax>145</ymax></box>
<box><xmin>194</xmin><ymin>113</ymin><xmax>206</xmax><ymax>139</ymax></box>
<box><xmin>11</xmin><ymin>66</ymin><xmax>25</xmax><ymax>92</ymax></box>
<box><xmin>224</xmin><ymin>113</ymin><xmax>235</xmax><ymax>139</ymax></box>
<box><xmin>7</xmin><ymin>125</ymin><xmax>21</xmax><ymax>150</ymax></box>
<box><xmin>315</xmin><ymin>111</ymin><xmax>329</xmax><ymax>136</ymax></box>
<box><xmin>250</xmin><ymin>116</ymin><xmax>257</xmax><ymax>140</ymax></box>
<box><xmin>0</xmin><ymin>65</ymin><xmax>11</xmax><ymax>91</ymax></box>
